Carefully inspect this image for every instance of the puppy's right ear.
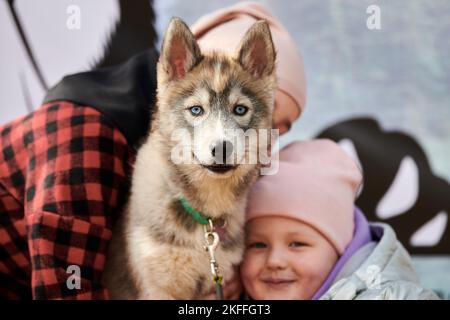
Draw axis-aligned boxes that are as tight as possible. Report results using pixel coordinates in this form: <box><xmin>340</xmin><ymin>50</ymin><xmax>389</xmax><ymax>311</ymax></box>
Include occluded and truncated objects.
<box><xmin>160</xmin><ymin>18</ymin><xmax>202</xmax><ymax>81</ymax></box>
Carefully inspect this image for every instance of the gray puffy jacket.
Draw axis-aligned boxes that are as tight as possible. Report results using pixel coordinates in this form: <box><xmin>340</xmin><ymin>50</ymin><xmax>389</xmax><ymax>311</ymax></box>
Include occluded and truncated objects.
<box><xmin>320</xmin><ymin>223</ymin><xmax>440</xmax><ymax>300</ymax></box>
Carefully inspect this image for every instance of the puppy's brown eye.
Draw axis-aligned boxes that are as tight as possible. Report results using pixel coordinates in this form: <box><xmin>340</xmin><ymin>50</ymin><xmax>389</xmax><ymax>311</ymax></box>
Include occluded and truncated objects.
<box><xmin>189</xmin><ymin>106</ymin><xmax>204</xmax><ymax>116</ymax></box>
<box><xmin>234</xmin><ymin>105</ymin><xmax>248</xmax><ymax>116</ymax></box>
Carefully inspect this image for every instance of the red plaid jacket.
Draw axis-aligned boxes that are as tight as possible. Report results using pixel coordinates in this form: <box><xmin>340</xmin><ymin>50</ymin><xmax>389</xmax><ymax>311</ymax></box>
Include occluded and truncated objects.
<box><xmin>0</xmin><ymin>101</ymin><xmax>135</xmax><ymax>299</ymax></box>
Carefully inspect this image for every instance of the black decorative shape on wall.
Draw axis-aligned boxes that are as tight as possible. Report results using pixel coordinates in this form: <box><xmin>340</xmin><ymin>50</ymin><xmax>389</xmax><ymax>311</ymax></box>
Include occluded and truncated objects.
<box><xmin>317</xmin><ymin>117</ymin><xmax>450</xmax><ymax>254</ymax></box>
<box><xmin>94</xmin><ymin>0</ymin><xmax>157</xmax><ymax>69</ymax></box>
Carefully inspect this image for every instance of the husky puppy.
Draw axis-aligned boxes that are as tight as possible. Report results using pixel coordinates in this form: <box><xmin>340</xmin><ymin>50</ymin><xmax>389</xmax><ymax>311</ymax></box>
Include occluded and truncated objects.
<box><xmin>103</xmin><ymin>17</ymin><xmax>277</xmax><ymax>299</ymax></box>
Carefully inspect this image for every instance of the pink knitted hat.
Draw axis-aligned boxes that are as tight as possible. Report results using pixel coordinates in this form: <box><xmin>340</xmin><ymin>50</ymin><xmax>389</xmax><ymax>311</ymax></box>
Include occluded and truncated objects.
<box><xmin>246</xmin><ymin>139</ymin><xmax>363</xmax><ymax>254</ymax></box>
<box><xmin>190</xmin><ymin>1</ymin><xmax>306</xmax><ymax>120</ymax></box>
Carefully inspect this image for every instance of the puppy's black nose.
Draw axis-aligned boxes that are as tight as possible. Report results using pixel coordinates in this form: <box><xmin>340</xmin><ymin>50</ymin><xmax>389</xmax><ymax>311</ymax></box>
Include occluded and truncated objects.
<box><xmin>211</xmin><ymin>140</ymin><xmax>234</xmax><ymax>164</ymax></box>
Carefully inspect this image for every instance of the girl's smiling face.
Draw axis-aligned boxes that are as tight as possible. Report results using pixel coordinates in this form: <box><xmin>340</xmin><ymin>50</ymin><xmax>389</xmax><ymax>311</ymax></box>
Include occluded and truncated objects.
<box><xmin>240</xmin><ymin>216</ymin><xmax>339</xmax><ymax>300</ymax></box>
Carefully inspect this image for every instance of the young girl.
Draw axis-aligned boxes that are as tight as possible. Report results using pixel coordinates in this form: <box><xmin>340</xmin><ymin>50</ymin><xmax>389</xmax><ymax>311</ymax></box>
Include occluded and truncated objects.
<box><xmin>241</xmin><ymin>139</ymin><xmax>439</xmax><ymax>300</ymax></box>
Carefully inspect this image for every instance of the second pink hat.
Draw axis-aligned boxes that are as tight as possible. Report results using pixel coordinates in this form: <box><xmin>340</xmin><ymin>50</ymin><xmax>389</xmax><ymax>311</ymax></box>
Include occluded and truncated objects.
<box><xmin>246</xmin><ymin>139</ymin><xmax>363</xmax><ymax>255</ymax></box>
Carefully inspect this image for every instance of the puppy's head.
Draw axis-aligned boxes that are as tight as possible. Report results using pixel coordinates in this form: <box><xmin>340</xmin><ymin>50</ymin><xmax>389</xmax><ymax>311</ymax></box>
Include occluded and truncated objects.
<box><xmin>156</xmin><ymin>17</ymin><xmax>277</xmax><ymax>182</ymax></box>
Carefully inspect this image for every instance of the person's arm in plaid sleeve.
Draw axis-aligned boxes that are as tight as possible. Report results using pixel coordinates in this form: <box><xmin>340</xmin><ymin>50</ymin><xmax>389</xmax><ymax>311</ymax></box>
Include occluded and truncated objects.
<box><xmin>23</xmin><ymin>101</ymin><xmax>134</xmax><ymax>299</ymax></box>
<box><xmin>0</xmin><ymin>49</ymin><xmax>156</xmax><ymax>299</ymax></box>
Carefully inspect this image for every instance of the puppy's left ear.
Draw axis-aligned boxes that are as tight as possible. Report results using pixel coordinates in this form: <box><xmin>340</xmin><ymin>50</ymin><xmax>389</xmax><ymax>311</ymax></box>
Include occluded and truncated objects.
<box><xmin>160</xmin><ymin>17</ymin><xmax>202</xmax><ymax>81</ymax></box>
<box><xmin>237</xmin><ymin>20</ymin><xmax>276</xmax><ymax>79</ymax></box>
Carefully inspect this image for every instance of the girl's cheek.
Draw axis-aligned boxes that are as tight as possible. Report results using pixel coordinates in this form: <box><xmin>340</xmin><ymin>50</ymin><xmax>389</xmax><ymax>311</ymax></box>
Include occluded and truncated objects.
<box><xmin>294</xmin><ymin>253</ymin><xmax>326</xmax><ymax>279</ymax></box>
<box><xmin>241</xmin><ymin>253</ymin><xmax>265</xmax><ymax>298</ymax></box>
<box><xmin>288</xmin><ymin>252</ymin><xmax>313</xmax><ymax>274</ymax></box>
<box><xmin>242</xmin><ymin>251</ymin><xmax>265</xmax><ymax>276</ymax></box>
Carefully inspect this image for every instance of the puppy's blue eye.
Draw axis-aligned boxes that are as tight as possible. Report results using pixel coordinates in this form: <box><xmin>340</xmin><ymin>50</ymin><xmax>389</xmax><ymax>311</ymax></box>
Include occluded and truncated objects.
<box><xmin>189</xmin><ymin>106</ymin><xmax>204</xmax><ymax>116</ymax></box>
<box><xmin>234</xmin><ymin>105</ymin><xmax>248</xmax><ymax>116</ymax></box>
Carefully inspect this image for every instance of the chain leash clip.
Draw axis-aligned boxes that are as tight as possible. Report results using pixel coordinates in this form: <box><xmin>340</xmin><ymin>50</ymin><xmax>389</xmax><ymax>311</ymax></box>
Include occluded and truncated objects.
<box><xmin>203</xmin><ymin>219</ymin><xmax>224</xmax><ymax>300</ymax></box>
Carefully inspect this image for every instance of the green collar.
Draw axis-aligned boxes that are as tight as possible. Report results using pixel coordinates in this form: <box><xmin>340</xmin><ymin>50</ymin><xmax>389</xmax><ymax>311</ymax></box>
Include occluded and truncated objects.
<box><xmin>179</xmin><ymin>197</ymin><xmax>210</xmax><ymax>225</ymax></box>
